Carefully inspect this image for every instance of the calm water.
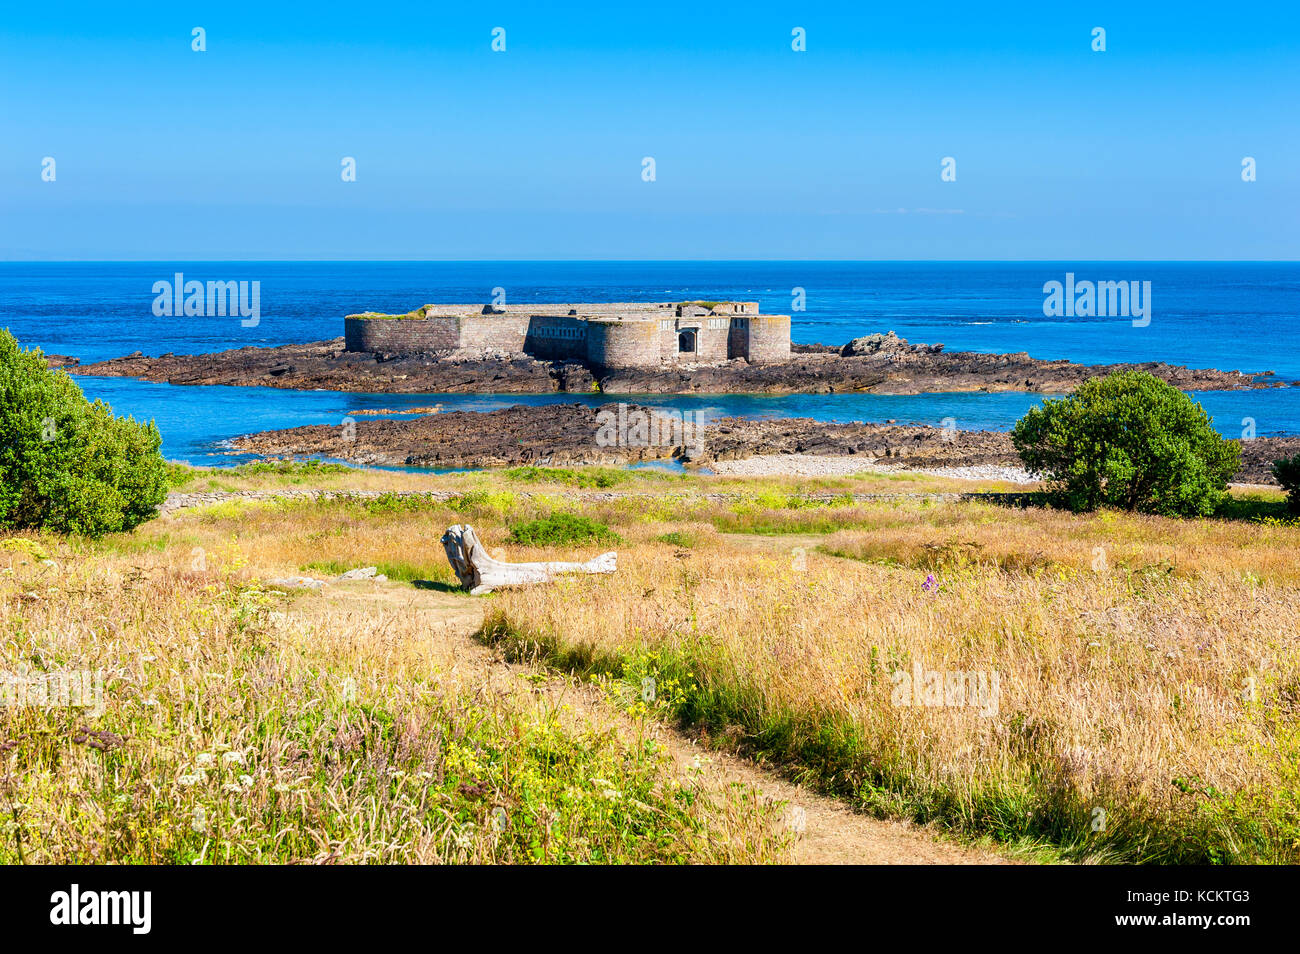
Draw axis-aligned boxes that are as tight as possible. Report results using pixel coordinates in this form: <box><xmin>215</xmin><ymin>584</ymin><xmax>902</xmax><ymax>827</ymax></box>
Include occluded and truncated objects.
<box><xmin>2</xmin><ymin>262</ymin><xmax>1296</xmax><ymax>464</ymax></box>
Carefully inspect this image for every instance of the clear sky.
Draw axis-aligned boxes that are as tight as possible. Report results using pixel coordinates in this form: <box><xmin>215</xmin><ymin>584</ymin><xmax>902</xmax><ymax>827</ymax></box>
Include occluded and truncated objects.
<box><xmin>2</xmin><ymin>1</ymin><xmax>1297</xmax><ymax>260</ymax></box>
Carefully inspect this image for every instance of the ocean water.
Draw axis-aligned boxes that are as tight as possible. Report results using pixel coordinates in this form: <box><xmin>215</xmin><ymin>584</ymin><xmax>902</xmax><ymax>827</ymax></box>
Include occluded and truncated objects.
<box><xmin>2</xmin><ymin>262</ymin><xmax>1296</xmax><ymax>464</ymax></box>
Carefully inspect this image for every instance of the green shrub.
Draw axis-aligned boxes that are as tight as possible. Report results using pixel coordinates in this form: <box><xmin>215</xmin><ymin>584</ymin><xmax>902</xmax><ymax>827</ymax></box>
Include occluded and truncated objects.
<box><xmin>1273</xmin><ymin>455</ymin><xmax>1300</xmax><ymax>514</ymax></box>
<box><xmin>507</xmin><ymin>513</ymin><xmax>621</xmax><ymax>547</ymax></box>
<box><xmin>166</xmin><ymin>462</ymin><xmax>199</xmax><ymax>487</ymax></box>
<box><xmin>1011</xmin><ymin>371</ymin><xmax>1240</xmax><ymax>517</ymax></box>
<box><xmin>0</xmin><ymin>330</ymin><xmax>168</xmax><ymax>536</ymax></box>
<box><xmin>501</xmin><ymin>465</ymin><xmax>630</xmax><ymax>488</ymax></box>
<box><xmin>231</xmin><ymin>459</ymin><xmax>352</xmax><ymax>477</ymax></box>
<box><xmin>364</xmin><ymin>492</ymin><xmax>443</xmax><ymax>515</ymax></box>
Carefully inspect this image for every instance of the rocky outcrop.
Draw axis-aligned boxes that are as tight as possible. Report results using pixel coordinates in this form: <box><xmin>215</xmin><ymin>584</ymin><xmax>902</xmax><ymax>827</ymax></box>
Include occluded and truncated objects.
<box><xmin>75</xmin><ymin>339</ymin><xmax>597</xmax><ymax>394</ymax></box>
<box><xmin>229</xmin><ymin>403</ymin><xmax>684</xmax><ymax>469</ymax></box>
<box><xmin>227</xmin><ymin>403</ymin><xmax>1295</xmax><ymax>484</ymax></box>
<box><xmin>841</xmin><ymin>331</ymin><xmax>943</xmax><ymax>357</ymax></box>
<box><xmin>702</xmin><ymin>417</ymin><xmax>1017</xmax><ymax>470</ymax></box>
<box><xmin>73</xmin><ymin>335</ymin><xmax>1281</xmax><ymax>395</ymax></box>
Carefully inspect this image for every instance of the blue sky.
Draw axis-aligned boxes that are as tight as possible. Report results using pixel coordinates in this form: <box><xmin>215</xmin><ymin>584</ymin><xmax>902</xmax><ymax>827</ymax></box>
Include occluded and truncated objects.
<box><xmin>2</xmin><ymin>1</ymin><xmax>1297</xmax><ymax>260</ymax></box>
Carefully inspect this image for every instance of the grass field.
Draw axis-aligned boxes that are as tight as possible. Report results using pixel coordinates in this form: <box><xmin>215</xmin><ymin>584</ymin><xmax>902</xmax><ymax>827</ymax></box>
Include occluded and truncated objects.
<box><xmin>3</xmin><ymin>462</ymin><xmax>1297</xmax><ymax>863</ymax></box>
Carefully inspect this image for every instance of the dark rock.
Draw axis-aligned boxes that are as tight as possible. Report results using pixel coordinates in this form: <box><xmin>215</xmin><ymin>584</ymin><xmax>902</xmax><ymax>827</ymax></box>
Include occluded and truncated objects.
<box><xmin>225</xmin><ymin>403</ymin><xmax>1295</xmax><ymax>485</ymax></box>
<box><xmin>73</xmin><ymin>336</ymin><xmax>1281</xmax><ymax>397</ymax></box>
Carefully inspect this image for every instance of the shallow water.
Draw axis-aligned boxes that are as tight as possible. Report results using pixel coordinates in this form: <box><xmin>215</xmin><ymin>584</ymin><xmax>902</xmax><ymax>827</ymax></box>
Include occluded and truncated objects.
<box><xmin>4</xmin><ymin>261</ymin><xmax>1295</xmax><ymax>465</ymax></box>
<box><xmin>71</xmin><ymin>376</ymin><xmax>1288</xmax><ymax>467</ymax></box>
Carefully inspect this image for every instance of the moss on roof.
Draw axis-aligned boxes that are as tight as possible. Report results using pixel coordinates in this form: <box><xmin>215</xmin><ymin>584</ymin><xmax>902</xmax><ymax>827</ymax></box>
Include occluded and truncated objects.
<box><xmin>345</xmin><ymin>307</ymin><xmax>431</xmax><ymax>321</ymax></box>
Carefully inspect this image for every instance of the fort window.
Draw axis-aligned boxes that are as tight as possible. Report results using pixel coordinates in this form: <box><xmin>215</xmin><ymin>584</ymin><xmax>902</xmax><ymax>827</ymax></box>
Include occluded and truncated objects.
<box><xmin>678</xmin><ymin>329</ymin><xmax>697</xmax><ymax>353</ymax></box>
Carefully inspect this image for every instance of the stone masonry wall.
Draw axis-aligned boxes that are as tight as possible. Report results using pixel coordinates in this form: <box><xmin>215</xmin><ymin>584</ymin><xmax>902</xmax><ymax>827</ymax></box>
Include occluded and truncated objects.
<box><xmin>457</xmin><ymin>314</ymin><xmax>528</xmax><ymax>352</ymax></box>
<box><xmin>524</xmin><ymin>315</ymin><xmax>588</xmax><ymax>360</ymax></box>
<box><xmin>587</xmin><ymin>320</ymin><xmax>664</xmax><ymax>368</ymax></box>
<box><xmin>346</xmin><ymin>303</ymin><xmax>791</xmax><ymax>368</ymax></box>
<box><xmin>344</xmin><ymin>315</ymin><xmax>461</xmax><ymax>353</ymax></box>
<box><xmin>746</xmin><ymin>314</ymin><xmax>791</xmax><ymax>364</ymax></box>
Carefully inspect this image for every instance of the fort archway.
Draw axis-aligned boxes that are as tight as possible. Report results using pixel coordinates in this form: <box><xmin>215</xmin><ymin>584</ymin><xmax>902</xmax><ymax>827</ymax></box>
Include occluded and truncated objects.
<box><xmin>678</xmin><ymin>329</ymin><xmax>697</xmax><ymax>354</ymax></box>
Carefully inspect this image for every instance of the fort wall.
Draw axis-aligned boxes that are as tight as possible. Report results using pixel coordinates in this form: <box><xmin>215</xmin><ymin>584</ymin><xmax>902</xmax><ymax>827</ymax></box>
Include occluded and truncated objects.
<box><xmin>586</xmin><ymin>319</ymin><xmax>663</xmax><ymax>369</ymax></box>
<box><xmin>343</xmin><ymin>315</ymin><xmax>460</xmax><ymax>353</ymax></box>
<box><xmin>747</xmin><ymin>314</ymin><xmax>792</xmax><ymax>364</ymax></box>
<box><xmin>343</xmin><ymin>301</ymin><xmax>790</xmax><ymax>370</ymax></box>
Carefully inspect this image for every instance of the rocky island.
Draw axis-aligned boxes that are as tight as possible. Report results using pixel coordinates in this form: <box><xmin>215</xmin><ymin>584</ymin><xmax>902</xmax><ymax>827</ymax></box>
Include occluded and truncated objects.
<box><xmin>75</xmin><ymin>331</ymin><xmax>1279</xmax><ymax>396</ymax></box>
<box><xmin>227</xmin><ymin>401</ymin><xmax>1298</xmax><ymax>485</ymax></box>
<box><xmin>71</xmin><ymin>298</ymin><xmax>1284</xmax><ymax>395</ymax></box>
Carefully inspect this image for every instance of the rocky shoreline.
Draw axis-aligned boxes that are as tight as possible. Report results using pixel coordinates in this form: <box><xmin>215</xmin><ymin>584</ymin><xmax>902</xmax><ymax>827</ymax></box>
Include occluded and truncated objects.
<box><xmin>72</xmin><ymin>334</ymin><xmax>1284</xmax><ymax>396</ymax></box>
<box><xmin>227</xmin><ymin>402</ymin><xmax>1298</xmax><ymax>485</ymax></box>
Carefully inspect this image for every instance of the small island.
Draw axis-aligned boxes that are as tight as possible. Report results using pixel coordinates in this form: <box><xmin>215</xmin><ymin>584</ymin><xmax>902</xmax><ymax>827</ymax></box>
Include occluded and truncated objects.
<box><xmin>73</xmin><ymin>299</ymin><xmax>1282</xmax><ymax>396</ymax></box>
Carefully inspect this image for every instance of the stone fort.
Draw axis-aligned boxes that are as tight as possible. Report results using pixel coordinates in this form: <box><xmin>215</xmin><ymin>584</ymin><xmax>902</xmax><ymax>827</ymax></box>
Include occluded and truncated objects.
<box><xmin>344</xmin><ymin>301</ymin><xmax>791</xmax><ymax>370</ymax></box>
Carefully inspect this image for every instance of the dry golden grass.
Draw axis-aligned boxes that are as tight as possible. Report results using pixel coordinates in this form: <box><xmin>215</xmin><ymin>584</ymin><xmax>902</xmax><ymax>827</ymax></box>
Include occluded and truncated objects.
<box><xmin>478</xmin><ymin>495</ymin><xmax>1300</xmax><ymax>863</ymax></box>
<box><xmin>821</xmin><ymin>497</ymin><xmax>1300</xmax><ymax>586</ymax></box>
<box><xmin>5</xmin><ymin>463</ymin><xmax>1297</xmax><ymax>864</ymax></box>
<box><xmin>0</xmin><ymin>505</ymin><xmax>792</xmax><ymax>864</ymax></box>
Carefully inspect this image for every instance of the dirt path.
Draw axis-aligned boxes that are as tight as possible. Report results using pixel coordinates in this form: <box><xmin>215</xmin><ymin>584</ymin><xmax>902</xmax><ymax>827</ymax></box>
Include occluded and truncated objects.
<box><xmin>305</xmin><ymin>580</ymin><xmax>1012</xmax><ymax>865</ymax></box>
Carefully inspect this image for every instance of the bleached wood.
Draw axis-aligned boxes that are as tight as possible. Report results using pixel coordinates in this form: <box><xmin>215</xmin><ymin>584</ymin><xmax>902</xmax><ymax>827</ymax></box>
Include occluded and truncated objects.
<box><xmin>440</xmin><ymin>524</ymin><xmax>617</xmax><ymax>595</ymax></box>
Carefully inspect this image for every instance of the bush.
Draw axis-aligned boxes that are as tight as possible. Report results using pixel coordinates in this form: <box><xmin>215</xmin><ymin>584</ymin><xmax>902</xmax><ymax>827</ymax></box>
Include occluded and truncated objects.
<box><xmin>501</xmin><ymin>465</ymin><xmax>632</xmax><ymax>489</ymax></box>
<box><xmin>507</xmin><ymin>513</ymin><xmax>621</xmax><ymax>547</ymax></box>
<box><xmin>1273</xmin><ymin>455</ymin><xmax>1300</xmax><ymax>514</ymax></box>
<box><xmin>0</xmin><ymin>330</ymin><xmax>168</xmax><ymax>536</ymax></box>
<box><xmin>1011</xmin><ymin>371</ymin><xmax>1240</xmax><ymax>517</ymax></box>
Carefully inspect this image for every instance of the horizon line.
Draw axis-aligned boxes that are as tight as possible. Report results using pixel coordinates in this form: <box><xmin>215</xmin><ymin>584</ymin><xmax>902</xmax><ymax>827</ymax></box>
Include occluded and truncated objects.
<box><xmin>3</xmin><ymin>259</ymin><xmax>1299</xmax><ymax>265</ymax></box>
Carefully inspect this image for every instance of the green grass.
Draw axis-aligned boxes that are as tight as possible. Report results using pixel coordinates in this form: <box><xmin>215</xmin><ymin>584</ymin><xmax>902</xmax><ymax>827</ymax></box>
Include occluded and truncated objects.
<box><xmin>229</xmin><ymin>459</ymin><xmax>354</xmax><ymax>478</ymax></box>
<box><xmin>345</xmin><ymin>309</ymin><xmax>428</xmax><ymax>320</ymax></box>
<box><xmin>364</xmin><ymin>492</ymin><xmax>445</xmax><ymax>515</ymax></box>
<box><xmin>501</xmin><ymin>466</ymin><xmax>633</xmax><ymax>488</ymax></box>
<box><xmin>507</xmin><ymin>513</ymin><xmax>621</xmax><ymax>547</ymax></box>
<box><xmin>300</xmin><ymin>559</ymin><xmax>457</xmax><ymax>585</ymax></box>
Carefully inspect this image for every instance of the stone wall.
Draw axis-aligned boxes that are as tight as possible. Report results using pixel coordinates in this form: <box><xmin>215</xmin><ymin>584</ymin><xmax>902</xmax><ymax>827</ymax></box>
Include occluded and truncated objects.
<box><xmin>586</xmin><ymin>320</ymin><xmax>664</xmax><ymax>369</ymax></box>
<box><xmin>344</xmin><ymin>315</ymin><xmax>461</xmax><ymax>353</ymax></box>
<box><xmin>524</xmin><ymin>315</ymin><xmax>588</xmax><ymax>360</ymax></box>
<box><xmin>682</xmin><ymin>317</ymin><xmax>732</xmax><ymax>362</ymax></box>
<box><xmin>457</xmin><ymin>314</ymin><xmax>528</xmax><ymax>352</ymax></box>
<box><xmin>746</xmin><ymin>314</ymin><xmax>791</xmax><ymax>364</ymax></box>
<box><xmin>345</xmin><ymin>303</ymin><xmax>791</xmax><ymax>368</ymax></box>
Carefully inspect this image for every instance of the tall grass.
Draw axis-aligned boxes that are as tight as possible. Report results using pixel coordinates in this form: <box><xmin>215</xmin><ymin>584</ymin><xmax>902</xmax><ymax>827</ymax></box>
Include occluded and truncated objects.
<box><xmin>482</xmin><ymin>499</ymin><xmax>1300</xmax><ymax>863</ymax></box>
<box><xmin>0</xmin><ymin>513</ymin><xmax>790</xmax><ymax>863</ymax></box>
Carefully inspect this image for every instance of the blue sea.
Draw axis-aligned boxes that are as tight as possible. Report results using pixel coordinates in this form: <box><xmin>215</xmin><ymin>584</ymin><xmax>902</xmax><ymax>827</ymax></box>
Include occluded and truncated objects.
<box><xmin>2</xmin><ymin>262</ymin><xmax>1297</xmax><ymax>465</ymax></box>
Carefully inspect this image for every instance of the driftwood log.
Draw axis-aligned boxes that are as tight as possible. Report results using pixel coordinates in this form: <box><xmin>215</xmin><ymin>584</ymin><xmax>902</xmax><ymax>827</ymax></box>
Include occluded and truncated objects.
<box><xmin>440</xmin><ymin>524</ymin><xmax>617</xmax><ymax>595</ymax></box>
